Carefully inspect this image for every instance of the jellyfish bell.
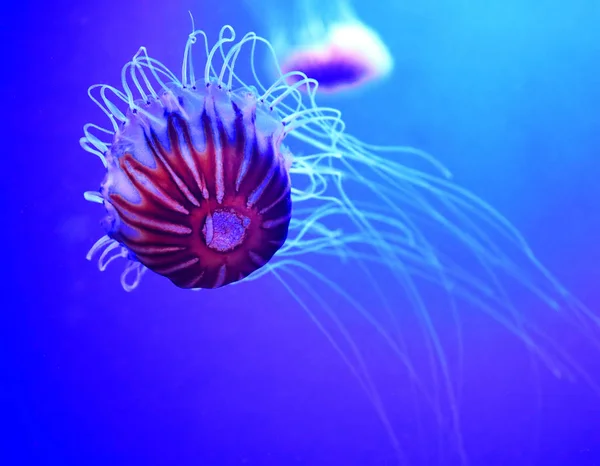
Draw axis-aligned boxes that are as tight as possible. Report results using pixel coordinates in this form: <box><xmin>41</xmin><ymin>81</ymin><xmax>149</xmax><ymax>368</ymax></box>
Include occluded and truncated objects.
<box><xmin>279</xmin><ymin>21</ymin><xmax>393</xmax><ymax>94</ymax></box>
<box><xmin>81</xmin><ymin>21</ymin><xmax>598</xmax><ymax>463</ymax></box>
<box><xmin>89</xmin><ymin>79</ymin><xmax>293</xmax><ymax>290</ymax></box>
<box><xmin>243</xmin><ymin>0</ymin><xmax>393</xmax><ymax>93</ymax></box>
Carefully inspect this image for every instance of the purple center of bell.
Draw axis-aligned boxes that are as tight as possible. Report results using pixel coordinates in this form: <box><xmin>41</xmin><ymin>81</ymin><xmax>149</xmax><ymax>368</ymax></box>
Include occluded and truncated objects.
<box><xmin>202</xmin><ymin>208</ymin><xmax>250</xmax><ymax>253</ymax></box>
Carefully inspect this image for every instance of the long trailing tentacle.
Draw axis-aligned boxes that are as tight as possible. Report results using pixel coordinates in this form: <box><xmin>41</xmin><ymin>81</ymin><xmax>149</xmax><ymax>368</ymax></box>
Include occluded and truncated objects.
<box><xmin>80</xmin><ymin>23</ymin><xmax>598</xmax><ymax>465</ymax></box>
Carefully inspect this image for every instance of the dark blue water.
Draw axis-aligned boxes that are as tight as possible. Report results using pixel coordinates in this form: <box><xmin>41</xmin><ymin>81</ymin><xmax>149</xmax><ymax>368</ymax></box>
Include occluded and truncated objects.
<box><xmin>6</xmin><ymin>0</ymin><xmax>600</xmax><ymax>464</ymax></box>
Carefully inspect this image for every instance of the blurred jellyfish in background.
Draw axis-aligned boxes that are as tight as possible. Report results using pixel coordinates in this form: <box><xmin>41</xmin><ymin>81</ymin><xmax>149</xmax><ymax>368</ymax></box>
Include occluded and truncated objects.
<box><xmin>80</xmin><ymin>19</ymin><xmax>599</xmax><ymax>465</ymax></box>
<box><xmin>242</xmin><ymin>0</ymin><xmax>393</xmax><ymax>93</ymax></box>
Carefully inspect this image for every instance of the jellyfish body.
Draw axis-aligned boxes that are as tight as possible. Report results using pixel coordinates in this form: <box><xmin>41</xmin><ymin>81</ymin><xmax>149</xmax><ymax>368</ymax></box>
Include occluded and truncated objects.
<box><xmin>96</xmin><ymin>82</ymin><xmax>292</xmax><ymax>289</ymax></box>
<box><xmin>81</xmin><ymin>22</ymin><xmax>598</xmax><ymax>463</ymax></box>
<box><xmin>243</xmin><ymin>0</ymin><xmax>393</xmax><ymax>93</ymax></box>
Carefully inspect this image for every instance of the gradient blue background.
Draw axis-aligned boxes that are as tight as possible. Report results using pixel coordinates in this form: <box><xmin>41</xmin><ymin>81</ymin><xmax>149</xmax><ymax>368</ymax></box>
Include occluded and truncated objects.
<box><xmin>5</xmin><ymin>0</ymin><xmax>600</xmax><ymax>464</ymax></box>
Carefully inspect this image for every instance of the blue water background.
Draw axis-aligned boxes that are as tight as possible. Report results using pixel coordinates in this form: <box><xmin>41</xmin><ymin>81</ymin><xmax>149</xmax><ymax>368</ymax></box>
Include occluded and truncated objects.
<box><xmin>6</xmin><ymin>0</ymin><xmax>600</xmax><ymax>464</ymax></box>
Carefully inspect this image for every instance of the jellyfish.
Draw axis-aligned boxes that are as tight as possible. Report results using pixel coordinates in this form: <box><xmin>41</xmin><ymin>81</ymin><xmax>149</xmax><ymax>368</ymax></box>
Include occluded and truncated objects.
<box><xmin>80</xmin><ymin>22</ymin><xmax>598</xmax><ymax>463</ymax></box>
<box><xmin>242</xmin><ymin>0</ymin><xmax>393</xmax><ymax>93</ymax></box>
<box><xmin>82</xmin><ymin>62</ymin><xmax>292</xmax><ymax>290</ymax></box>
